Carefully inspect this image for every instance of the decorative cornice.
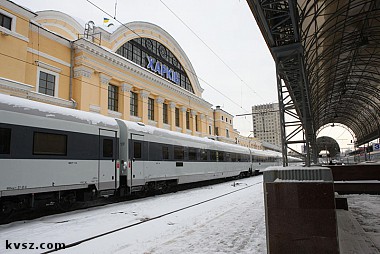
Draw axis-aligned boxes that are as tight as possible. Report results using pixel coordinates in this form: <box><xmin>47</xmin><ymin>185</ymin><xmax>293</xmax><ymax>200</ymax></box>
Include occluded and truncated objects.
<box><xmin>73</xmin><ymin>39</ymin><xmax>213</xmax><ymax>109</ymax></box>
<box><xmin>156</xmin><ymin>97</ymin><xmax>164</xmax><ymax>104</ymax></box>
<box><xmin>99</xmin><ymin>73</ymin><xmax>111</xmax><ymax>85</ymax></box>
<box><xmin>121</xmin><ymin>83</ymin><xmax>132</xmax><ymax>92</ymax></box>
<box><xmin>35</xmin><ymin>60</ymin><xmax>62</xmax><ymax>73</ymax></box>
<box><xmin>35</xmin><ymin>22</ymin><xmax>77</xmax><ymax>40</ymax></box>
<box><xmin>140</xmin><ymin>90</ymin><xmax>150</xmax><ymax>99</ymax></box>
<box><xmin>169</xmin><ymin>102</ymin><xmax>176</xmax><ymax>108</ymax></box>
<box><xmin>34</xmin><ymin>11</ymin><xmax>84</xmax><ymax>38</ymax></box>
<box><xmin>109</xmin><ymin>21</ymin><xmax>204</xmax><ymax>96</ymax></box>
<box><xmin>2</xmin><ymin>1</ymin><xmax>36</xmax><ymax>19</ymax></box>
<box><xmin>74</xmin><ymin>66</ymin><xmax>93</xmax><ymax>79</ymax></box>
<box><xmin>27</xmin><ymin>91</ymin><xmax>74</xmax><ymax>108</ymax></box>
<box><xmin>0</xmin><ymin>77</ymin><xmax>33</xmax><ymax>92</ymax></box>
<box><xmin>30</xmin><ymin>23</ymin><xmax>71</xmax><ymax>47</ymax></box>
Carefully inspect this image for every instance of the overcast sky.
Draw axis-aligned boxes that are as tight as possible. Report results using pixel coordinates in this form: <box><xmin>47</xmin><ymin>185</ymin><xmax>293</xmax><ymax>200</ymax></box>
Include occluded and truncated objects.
<box><xmin>14</xmin><ymin>0</ymin><xmax>357</xmax><ymax>151</ymax></box>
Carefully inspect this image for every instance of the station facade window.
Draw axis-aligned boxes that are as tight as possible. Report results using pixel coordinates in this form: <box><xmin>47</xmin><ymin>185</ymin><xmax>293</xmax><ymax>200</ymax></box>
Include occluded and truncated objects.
<box><xmin>186</xmin><ymin>111</ymin><xmax>190</xmax><ymax>130</ymax></box>
<box><xmin>116</xmin><ymin>37</ymin><xmax>194</xmax><ymax>93</ymax></box>
<box><xmin>195</xmin><ymin>115</ymin><xmax>199</xmax><ymax>132</ymax></box>
<box><xmin>0</xmin><ymin>12</ymin><xmax>12</xmax><ymax>30</ymax></box>
<box><xmin>38</xmin><ymin>70</ymin><xmax>58</xmax><ymax>97</ymax></box>
<box><xmin>108</xmin><ymin>84</ymin><xmax>118</xmax><ymax>111</ymax></box>
<box><xmin>175</xmin><ymin>108</ymin><xmax>180</xmax><ymax>127</ymax></box>
<box><xmin>163</xmin><ymin>103</ymin><xmax>168</xmax><ymax>124</ymax></box>
<box><xmin>130</xmin><ymin>91</ymin><xmax>138</xmax><ymax>116</ymax></box>
<box><xmin>148</xmin><ymin>98</ymin><xmax>154</xmax><ymax>120</ymax></box>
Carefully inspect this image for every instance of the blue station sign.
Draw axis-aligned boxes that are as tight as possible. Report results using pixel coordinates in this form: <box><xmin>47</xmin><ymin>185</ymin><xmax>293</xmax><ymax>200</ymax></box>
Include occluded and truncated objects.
<box><xmin>146</xmin><ymin>55</ymin><xmax>180</xmax><ymax>85</ymax></box>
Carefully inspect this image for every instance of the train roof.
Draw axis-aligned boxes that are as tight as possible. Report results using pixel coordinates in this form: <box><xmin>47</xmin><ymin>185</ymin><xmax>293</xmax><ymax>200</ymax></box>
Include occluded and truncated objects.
<box><xmin>0</xmin><ymin>94</ymin><xmax>118</xmax><ymax>128</ymax></box>
<box><xmin>123</xmin><ymin>120</ymin><xmax>251</xmax><ymax>154</ymax></box>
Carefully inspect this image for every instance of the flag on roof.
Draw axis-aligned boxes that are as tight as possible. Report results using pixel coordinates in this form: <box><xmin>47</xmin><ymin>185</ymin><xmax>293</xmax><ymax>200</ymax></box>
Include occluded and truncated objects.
<box><xmin>103</xmin><ymin>18</ymin><xmax>110</xmax><ymax>24</ymax></box>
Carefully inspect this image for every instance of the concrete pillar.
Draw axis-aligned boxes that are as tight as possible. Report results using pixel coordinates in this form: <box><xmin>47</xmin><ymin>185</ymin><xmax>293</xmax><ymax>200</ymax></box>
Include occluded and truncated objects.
<box><xmin>181</xmin><ymin>106</ymin><xmax>187</xmax><ymax>134</ymax></box>
<box><xmin>156</xmin><ymin>97</ymin><xmax>164</xmax><ymax>128</ymax></box>
<box><xmin>99</xmin><ymin>73</ymin><xmax>111</xmax><ymax>115</ymax></box>
<box><xmin>73</xmin><ymin>66</ymin><xmax>94</xmax><ymax>111</ymax></box>
<box><xmin>191</xmin><ymin>110</ymin><xmax>197</xmax><ymax>135</ymax></box>
<box><xmin>169</xmin><ymin>102</ymin><xmax>176</xmax><ymax>131</ymax></box>
<box><xmin>121</xmin><ymin>83</ymin><xmax>132</xmax><ymax>120</ymax></box>
<box><xmin>205</xmin><ymin>116</ymin><xmax>212</xmax><ymax>136</ymax></box>
<box><xmin>199</xmin><ymin>113</ymin><xmax>205</xmax><ymax>136</ymax></box>
<box><xmin>139</xmin><ymin>90</ymin><xmax>149</xmax><ymax>124</ymax></box>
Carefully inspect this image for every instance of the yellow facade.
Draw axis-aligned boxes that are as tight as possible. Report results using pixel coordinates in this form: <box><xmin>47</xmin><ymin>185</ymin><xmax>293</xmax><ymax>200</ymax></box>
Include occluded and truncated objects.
<box><xmin>0</xmin><ymin>1</ymin><xmax>263</xmax><ymax>148</ymax></box>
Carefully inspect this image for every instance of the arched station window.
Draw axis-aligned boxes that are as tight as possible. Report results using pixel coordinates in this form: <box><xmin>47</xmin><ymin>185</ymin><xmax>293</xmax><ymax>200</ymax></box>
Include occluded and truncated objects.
<box><xmin>116</xmin><ymin>37</ymin><xmax>194</xmax><ymax>93</ymax></box>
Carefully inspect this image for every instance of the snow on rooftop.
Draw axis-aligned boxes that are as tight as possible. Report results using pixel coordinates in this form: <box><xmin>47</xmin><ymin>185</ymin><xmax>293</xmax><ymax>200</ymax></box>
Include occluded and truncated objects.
<box><xmin>0</xmin><ymin>93</ymin><xmax>118</xmax><ymax>127</ymax></box>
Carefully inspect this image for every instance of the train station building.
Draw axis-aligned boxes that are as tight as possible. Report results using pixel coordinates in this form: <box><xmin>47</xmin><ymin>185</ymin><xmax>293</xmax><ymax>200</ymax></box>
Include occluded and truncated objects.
<box><xmin>0</xmin><ymin>0</ymin><xmax>263</xmax><ymax>150</ymax></box>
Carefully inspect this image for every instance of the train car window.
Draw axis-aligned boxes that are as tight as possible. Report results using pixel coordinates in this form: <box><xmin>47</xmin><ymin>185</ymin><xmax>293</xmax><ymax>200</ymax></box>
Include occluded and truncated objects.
<box><xmin>210</xmin><ymin>150</ymin><xmax>217</xmax><ymax>161</ymax></box>
<box><xmin>200</xmin><ymin>149</ymin><xmax>208</xmax><ymax>161</ymax></box>
<box><xmin>218</xmin><ymin>151</ymin><xmax>224</xmax><ymax>162</ymax></box>
<box><xmin>188</xmin><ymin>147</ymin><xmax>197</xmax><ymax>161</ymax></box>
<box><xmin>103</xmin><ymin>139</ymin><xmax>114</xmax><ymax>158</ymax></box>
<box><xmin>33</xmin><ymin>132</ymin><xmax>67</xmax><ymax>155</ymax></box>
<box><xmin>133</xmin><ymin>142</ymin><xmax>142</xmax><ymax>159</ymax></box>
<box><xmin>162</xmin><ymin>146</ymin><xmax>169</xmax><ymax>160</ymax></box>
<box><xmin>231</xmin><ymin>153</ymin><xmax>237</xmax><ymax>162</ymax></box>
<box><xmin>148</xmin><ymin>142</ymin><xmax>161</xmax><ymax>161</ymax></box>
<box><xmin>174</xmin><ymin>146</ymin><xmax>184</xmax><ymax>160</ymax></box>
<box><xmin>0</xmin><ymin>128</ymin><xmax>11</xmax><ymax>154</ymax></box>
<box><xmin>225</xmin><ymin>152</ymin><xmax>231</xmax><ymax>162</ymax></box>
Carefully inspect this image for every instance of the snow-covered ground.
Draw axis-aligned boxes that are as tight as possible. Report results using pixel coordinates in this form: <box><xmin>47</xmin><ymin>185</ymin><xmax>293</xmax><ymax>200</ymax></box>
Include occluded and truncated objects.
<box><xmin>0</xmin><ymin>176</ymin><xmax>379</xmax><ymax>254</ymax></box>
<box><xmin>344</xmin><ymin>194</ymin><xmax>380</xmax><ymax>251</ymax></box>
<box><xmin>0</xmin><ymin>176</ymin><xmax>266</xmax><ymax>253</ymax></box>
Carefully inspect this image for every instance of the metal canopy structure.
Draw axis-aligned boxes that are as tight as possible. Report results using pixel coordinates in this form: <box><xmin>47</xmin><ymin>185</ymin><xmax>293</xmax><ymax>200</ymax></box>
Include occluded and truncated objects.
<box><xmin>247</xmin><ymin>0</ymin><xmax>380</xmax><ymax>166</ymax></box>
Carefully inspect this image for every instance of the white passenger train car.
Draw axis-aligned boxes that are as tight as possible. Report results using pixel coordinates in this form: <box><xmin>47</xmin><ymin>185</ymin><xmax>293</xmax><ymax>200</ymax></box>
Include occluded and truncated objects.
<box><xmin>118</xmin><ymin>121</ymin><xmax>252</xmax><ymax>193</ymax></box>
<box><xmin>0</xmin><ymin>94</ymin><xmax>120</xmax><ymax>202</ymax></box>
<box><xmin>0</xmin><ymin>94</ymin><xmax>300</xmax><ymax>213</ymax></box>
<box><xmin>0</xmin><ymin>94</ymin><xmax>253</xmax><ymax>212</ymax></box>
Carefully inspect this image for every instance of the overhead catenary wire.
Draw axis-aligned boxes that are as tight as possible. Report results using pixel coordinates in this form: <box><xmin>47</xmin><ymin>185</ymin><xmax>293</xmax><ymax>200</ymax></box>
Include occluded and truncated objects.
<box><xmin>8</xmin><ymin>2</ymin><xmax>255</xmax><ymax>129</ymax></box>
<box><xmin>158</xmin><ymin>0</ymin><xmax>266</xmax><ymax>103</ymax></box>
<box><xmin>84</xmin><ymin>0</ymin><xmax>252</xmax><ymax>114</ymax></box>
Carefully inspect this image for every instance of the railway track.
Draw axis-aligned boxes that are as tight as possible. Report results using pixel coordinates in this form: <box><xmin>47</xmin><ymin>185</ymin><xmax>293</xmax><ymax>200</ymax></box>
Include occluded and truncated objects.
<box><xmin>43</xmin><ymin>180</ymin><xmax>263</xmax><ymax>253</ymax></box>
<box><xmin>1</xmin><ymin>175</ymin><xmax>259</xmax><ymax>225</ymax></box>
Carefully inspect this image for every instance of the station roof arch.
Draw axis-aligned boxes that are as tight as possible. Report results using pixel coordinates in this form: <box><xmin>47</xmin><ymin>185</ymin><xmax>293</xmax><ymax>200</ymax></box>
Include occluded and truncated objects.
<box><xmin>247</xmin><ymin>0</ymin><xmax>380</xmax><ymax>147</ymax></box>
<box><xmin>316</xmin><ymin>136</ymin><xmax>341</xmax><ymax>158</ymax></box>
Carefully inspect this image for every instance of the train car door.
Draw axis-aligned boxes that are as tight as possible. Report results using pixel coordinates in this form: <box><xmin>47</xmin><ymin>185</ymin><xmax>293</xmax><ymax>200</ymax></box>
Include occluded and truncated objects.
<box><xmin>129</xmin><ymin>133</ymin><xmax>145</xmax><ymax>191</ymax></box>
<box><xmin>98</xmin><ymin>129</ymin><xmax>117</xmax><ymax>191</ymax></box>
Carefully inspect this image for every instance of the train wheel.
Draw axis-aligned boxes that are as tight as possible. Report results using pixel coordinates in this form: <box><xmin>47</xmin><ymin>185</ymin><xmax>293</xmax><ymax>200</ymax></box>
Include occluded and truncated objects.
<box><xmin>1</xmin><ymin>202</ymin><xmax>14</xmax><ymax>219</ymax></box>
<box><xmin>159</xmin><ymin>183</ymin><xmax>169</xmax><ymax>194</ymax></box>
